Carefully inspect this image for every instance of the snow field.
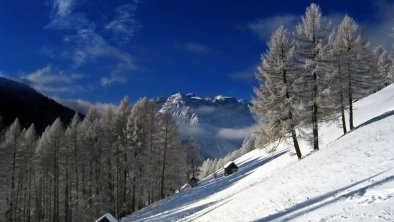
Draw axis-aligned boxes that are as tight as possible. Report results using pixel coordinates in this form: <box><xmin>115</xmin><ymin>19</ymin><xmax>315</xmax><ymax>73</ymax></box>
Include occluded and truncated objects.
<box><xmin>123</xmin><ymin>84</ymin><xmax>394</xmax><ymax>222</ymax></box>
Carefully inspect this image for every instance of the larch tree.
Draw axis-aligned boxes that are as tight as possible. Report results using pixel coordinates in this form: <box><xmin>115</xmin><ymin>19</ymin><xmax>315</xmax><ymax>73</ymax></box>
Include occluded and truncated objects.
<box><xmin>2</xmin><ymin>118</ymin><xmax>22</xmax><ymax>222</ymax></box>
<box><xmin>97</xmin><ymin>107</ymin><xmax>116</xmax><ymax>215</ymax></box>
<box><xmin>373</xmin><ymin>46</ymin><xmax>393</xmax><ymax>88</ymax></box>
<box><xmin>183</xmin><ymin>138</ymin><xmax>203</xmax><ymax>178</ymax></box>
<box><xmin>252</xmin><ymin>26</ymin><xmax>303</xmax><ymax>159</ymax></box>
<box><xmin>124</xmin><ymin>98</ymin><xmax>149</xmax><ymax>212</ymax></box>
<box><xmin>21</xmin><ymin>124</ymin><xmax>37</xmax><ymax>222</ymax></box>
<box><xmin>113</xmin><ymin>97</ymin><xmax>130</xmax><ymax>219</ymax></box>
<box><xmin>158</xmin><ymin>111</ymin><xmax>186</xmax><ymax>198</ymax></box>
<box><xmin>37</xmin><ymin>118</ymin><xmax>65</xmax><ymax>222</ymax></box>
<box><xmin>334</xmin><ymin>15</ymin><xmax>372</xmax><ymax>130</ymax></box>
<box><xmin>321</xmin><ymin>29</ymin><xmax>351</xmax><ymax>135</ymax></box>
<box><xmin>295</xmin><ymin>3</ymin><xmax>331</xmax><ymax>150</ymax></box>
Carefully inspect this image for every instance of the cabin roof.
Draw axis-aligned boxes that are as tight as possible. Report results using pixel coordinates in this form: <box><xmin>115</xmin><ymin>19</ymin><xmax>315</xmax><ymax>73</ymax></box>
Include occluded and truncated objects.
<box><xmin>224</xmin><ymin>161</ymin><xmax>238</xmax><ymax>169</ymax></box>
<box><xmin>95</xmin><ymin>213</ymin><xmax>118</xmax><ymax>222</ymax></box>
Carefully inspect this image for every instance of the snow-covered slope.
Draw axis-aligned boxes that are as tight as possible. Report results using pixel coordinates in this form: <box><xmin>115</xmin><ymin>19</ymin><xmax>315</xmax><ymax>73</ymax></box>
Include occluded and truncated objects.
<box><xmin>123</xmin><ymin>84</ymin><xmax>394</xmax><ymax>222</ymax></box>
<box><xmin>156</xmin><ymin>93</ymin><xmax>256</xmax><ymax>158</ymax></box>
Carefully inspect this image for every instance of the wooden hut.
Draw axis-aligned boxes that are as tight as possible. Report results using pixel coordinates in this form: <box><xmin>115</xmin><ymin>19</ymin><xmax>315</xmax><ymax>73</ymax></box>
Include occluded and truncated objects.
<box><xmin>95</xmin><ymin>213</ymin><xmax>118</xmax><ymax>222</ymax></box>
<box><xmin>224</xmin><ymin>161</ymin><xmax>238</xmax><ymax>176</ymax></box>
<box><xmin>188</xmin><ymin>176</ymin><xmax>199</xmax><ymax>187</ymax></box>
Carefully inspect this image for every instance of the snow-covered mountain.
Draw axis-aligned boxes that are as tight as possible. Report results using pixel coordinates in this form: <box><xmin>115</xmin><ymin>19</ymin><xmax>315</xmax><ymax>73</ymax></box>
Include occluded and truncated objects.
<box><xmin>155</xmin><ymin>93</ymin><xmax>257</xmax><ymax>158</ymax></box>
<box><xmin>123</xmin><ymin>85</ymin><xmax>394</xmax><ymax>221</ymax></box>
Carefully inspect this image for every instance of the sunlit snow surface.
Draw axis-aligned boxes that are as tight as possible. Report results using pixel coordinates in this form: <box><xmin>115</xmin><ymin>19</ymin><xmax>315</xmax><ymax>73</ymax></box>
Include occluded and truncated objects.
<box><xmin>123</xmin><ymin>84</ymin><xmax>394</xmax><ymax>222</ymax></box>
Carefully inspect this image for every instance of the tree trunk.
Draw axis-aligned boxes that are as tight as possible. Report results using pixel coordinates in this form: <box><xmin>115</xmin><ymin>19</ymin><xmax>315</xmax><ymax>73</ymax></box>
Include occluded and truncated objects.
<box><xmin>10</xmin><ymin>140</ymin><xmax>17</xmax><ymax>222</ymax></box>
<box><xmin>340</xmin><ymin>88</ymin><xmax>347</xmax><ymax>135</ymax></box>
<box><xmin>65</xmin><ymin>155</ymin><xmax>70</xmax><ymax>222</ymax></box>
<box><xmin>73</xmin><ymin>135</ymin><xmax>79</xmax><ymax>202</ymax></box>
<box><xmin>312</xmin><ymin>71</ymin><xmax>319</xmax><ymax>150</ymax></box>
<box><xmin>283</xmin><ymin>69</ymin><xmax>302</xmax><ymax>159</ymax></box>
<box><xmin>160</xmin><ymin>124</ymin><xmax>168</xmax><ymax>199</ymax></box>
<box><xmin>347</xmin><ymin>63</ymin><xmax>354</xmax><ymax>130</ymax></box>
<box><xmin>53</xmin><ymin>143</ymin><xmax>59</xmax><ymax>222</ymax></box>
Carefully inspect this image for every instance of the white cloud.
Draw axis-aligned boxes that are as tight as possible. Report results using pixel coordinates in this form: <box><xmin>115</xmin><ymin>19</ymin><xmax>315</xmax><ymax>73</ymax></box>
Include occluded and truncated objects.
<box><xmin>20</xmin><ymin>65</ymin><xmax>85</xmax><ymax>94</ymax></box>
<box><xmin>246</xmin><ymin>2</ymin><xmax>394</xmax><ymax>50</ymax></box>
<box><xmin>54</xmin><ymin>97</ymin><xmax>116</xmax><ymax>114</ymax></box>
<box><xmin>52</xmin><ymin>0</ymin><xmax>75</xmax><ymax>17</ymax></box>
<box><xmin>21</xmin><ymin>64</ymin><xmax>83</xmax><ymax>84</ymax></box>
<box><xmin>0</xmin><ymin>71</ymin><xmax>11</xmax><ymax>79</ymax></box>
<box><xmin>44</xmin><ymin>0</ymin><xmax>139</xmax><ymax>87</ymax></box>
<box><xmin>195</xmin><ymin>106</ymin><xmax>217</xmax><ymax>114</ymax></box>
<box><xmin>248</xmin><ymin>15</ymin><xmax>298</xmax><ymax>40</ymax></box>
<box><xmin>217</xmin><ymin>124</ymin><xmax>259</xmax><ymax>140</ymax></box>
<box><xmin>105</xmin><ymin>2</ymin><xmax>140</xmax><ymax>45</ymax></box>
<box><xmin>101</xmin><ymin>75</ymin><xmax>127</xmax><ymax>87</ymax></box>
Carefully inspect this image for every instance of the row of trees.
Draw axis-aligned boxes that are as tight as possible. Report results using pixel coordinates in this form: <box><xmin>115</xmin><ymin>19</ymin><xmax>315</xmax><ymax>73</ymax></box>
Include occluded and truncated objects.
<box><xmin>252</xmin><ymin>4</ymin><xmax>393</xmax><ymax>159</ymax></box>
<box><xmin>0</xmin><ymin>97</ymin><xmax>195</xmax><ymax>221</ymax></box>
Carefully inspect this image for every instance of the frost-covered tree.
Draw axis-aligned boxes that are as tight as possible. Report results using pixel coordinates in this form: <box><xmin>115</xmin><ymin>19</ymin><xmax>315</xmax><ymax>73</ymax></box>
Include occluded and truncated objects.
<box><xmin>183</xmin><ymin>138</ymin><xmax>203</xmax><ymax>178</ymax></box>
<box><xmin>37</xmin><ymin>118</ymin><xmax>65</xmax><ymax>222</ymax></box>
<box><xmin>21</xmin><ymin>124</ymin><xmax>37</xmax><ymax>222</ymax></box>
<box><xmin>323</xmin><ymin>30</ymin><xmax>350</xmax><ymax>135</ymax></box>
<box><xmin>97</xmin><ymin>108</ymin><xmax>116</xmax><ymax>215</ymax></box>
<box><xmin>334</xmin><ymin>16</ymin><xmax>373</xmax><ymax>130</ymax></box>
<box><xmin>158</xmin><ymin>111</ymin><xmax>186</xmax><ymax>198</ymax></box>
<box><xmin>1</xmin><ymin>118</ymin><xmax>22</xmax><ymax>222</ymax></box>
<box><xmin>65</xmin><ymin>113</ymin><xmax>81</xmax><ymax>206</ymax></box>
<box><xmin>252</xmin><ymin>26</ymin><xmax>303</xmax><ymax>159</ymax></box>
<box><xmin>295</xmin><ymin>3</ymin><xmax>331</xmax><ymax>150</ymax></box>
<box><xmin>124</xmin><ymin>99</ymin><xmax>150</xmax><ymax>212</ymax></box>
<box><xmin>113</xmin><ymin>97</ymin><xmax>130</xmax><ymax>218</ymax></box>
<box><xmin>373</xmin><ymin>46</ymin><xmax>393</xmax><ymax>88</ymax></box>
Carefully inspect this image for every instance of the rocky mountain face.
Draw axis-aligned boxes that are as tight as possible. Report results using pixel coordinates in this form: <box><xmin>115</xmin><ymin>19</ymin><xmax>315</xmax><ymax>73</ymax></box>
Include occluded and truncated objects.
<box><xmin>156</xmin><ymin>93</ymin><xmax>257</xmax><ymax>159</ymax></box>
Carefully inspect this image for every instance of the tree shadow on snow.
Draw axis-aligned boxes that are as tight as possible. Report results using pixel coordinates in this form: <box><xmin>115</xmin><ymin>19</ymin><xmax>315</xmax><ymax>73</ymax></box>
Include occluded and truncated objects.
<box><xmin>122</xmin><ymin>150</ymin><xmax>288</xmax><ymax>221</ymax></box>
<box><xmin>355</xmin><ymin>110</ymin><xmax>394</xmax><ymax>131</ymax></box>
<box><xmin>253</xmin><ymin>170</ymin><xmax>393</xmax><ymax>222</ymax></box>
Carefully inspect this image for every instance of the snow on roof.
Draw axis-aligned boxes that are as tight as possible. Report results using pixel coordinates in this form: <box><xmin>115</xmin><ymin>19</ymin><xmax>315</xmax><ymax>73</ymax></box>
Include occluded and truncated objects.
<box><xmin>224</xmin><ymin>161</ymin><xmax>237</xmax><ymax>168</ymax></box>
<box><xmin>95</xmin><ymin>213</ymin><xmax>118</xmax><ymax>222</ymax></box>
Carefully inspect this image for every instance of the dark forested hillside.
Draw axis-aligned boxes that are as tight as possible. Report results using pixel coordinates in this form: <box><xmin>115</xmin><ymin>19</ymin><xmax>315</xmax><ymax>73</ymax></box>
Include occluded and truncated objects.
<box><xmin>0</xmin><ymin>77</ymin><xmax>80</xmax><ymax>132</ymax></box>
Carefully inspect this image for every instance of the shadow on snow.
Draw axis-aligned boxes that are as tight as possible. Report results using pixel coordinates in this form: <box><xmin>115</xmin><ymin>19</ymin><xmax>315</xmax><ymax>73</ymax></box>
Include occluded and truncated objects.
<box><xmin>253</xmin><ymin>170</ymin><xmax>393</xmax><ymax>222</ymax></box>
<box><xmin>122</xmin><ymin>150</ymin><xmax>288</xmax><ymax>221</ymax></box>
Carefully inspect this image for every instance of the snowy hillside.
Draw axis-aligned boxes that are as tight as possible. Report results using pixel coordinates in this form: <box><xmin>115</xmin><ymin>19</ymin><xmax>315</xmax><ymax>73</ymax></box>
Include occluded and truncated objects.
<box><xmin>123</xmin><ymin>84</ymin><xmax>394</xmax><ymax>222</ymax></box>
<box><xmin>156</xmin><ymin>93</ymin><xmax>256</xmax><ymax>158</ymax></box>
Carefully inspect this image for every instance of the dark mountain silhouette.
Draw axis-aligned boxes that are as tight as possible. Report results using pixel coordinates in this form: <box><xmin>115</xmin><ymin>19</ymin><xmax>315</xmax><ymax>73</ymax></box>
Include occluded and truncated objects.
<box><xmin>0</xmin><ymin>77</ymin><xmax>81</xmax><ymax>133</ymax></box>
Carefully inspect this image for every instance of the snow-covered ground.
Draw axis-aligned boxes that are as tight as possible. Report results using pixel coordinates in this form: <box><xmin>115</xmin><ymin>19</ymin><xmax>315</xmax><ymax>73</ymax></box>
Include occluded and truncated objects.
<box><xmin>122</xmin><ymin>84</ymin><xmax>394</xmax><ymax>222</ymax></box>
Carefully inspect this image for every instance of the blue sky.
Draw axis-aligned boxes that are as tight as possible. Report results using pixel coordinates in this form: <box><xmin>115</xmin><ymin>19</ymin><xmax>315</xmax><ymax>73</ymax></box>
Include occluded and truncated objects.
<box><xmin>0</xmin><ymin>0</ymin><xmax>393</xmax><ymax>107</ymax></box>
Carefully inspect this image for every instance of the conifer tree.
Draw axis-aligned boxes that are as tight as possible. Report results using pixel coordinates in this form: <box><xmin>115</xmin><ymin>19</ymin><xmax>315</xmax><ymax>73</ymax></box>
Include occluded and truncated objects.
<box><xmin>334</xmin><ymin>16</ymin><xmax>373</xmax><ymax>130</ymax></box>
<box><xmin>295</xmin><ymin>3</ymin><xmax>331</xmax><ymax>150</ymax></box>
<box><xmin>252</xmin><ymin>26</ymin><xmax>303</xmax><ymax>159</ymax></box>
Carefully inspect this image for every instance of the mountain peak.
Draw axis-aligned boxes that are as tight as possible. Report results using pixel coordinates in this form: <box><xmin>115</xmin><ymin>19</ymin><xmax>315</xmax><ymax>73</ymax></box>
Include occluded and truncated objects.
<box><xmin>158</xmin><ymin>91</ymin><xmax>255</xmax><ymax>158</ymax></box>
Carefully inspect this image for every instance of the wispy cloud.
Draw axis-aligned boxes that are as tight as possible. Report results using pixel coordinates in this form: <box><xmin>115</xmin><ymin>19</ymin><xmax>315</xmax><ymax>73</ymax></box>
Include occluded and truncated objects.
<box><xmin>0</xmin><ymin>71</ymin><xmax>12</xmax><ymax>79</ymax></box>
<box><xmin>195</xmin><ymin>106</ymin><xmax>217</xmax><ymax>114</ymax></box>
<box><xmin>101</xmin><ymin>75</ymin><xmax>127</xmax><ymax>87</ymax></box>
<box><xmin>182</xmin><ymin>42</ymin><xmax>213</xmax><ymax>54</ymax></box>
<box><xmin>21</xmin><ymin>64</ymin><xmax>83</xmax><ymax>84</ymax></box>
<box><xmin>44</xmin><ymin>0</ymin><xmax>139</xmax><ymax>87</ymax></box>
<box><xmin>105</xmin><ymin>2</ymin><xmax>140</xmax><ymax>45</ymax></box>
<box><xmin>246</xmin><ymin>2</ymin><xmax>394</xmax><ymax>50</ymax></box>
<box><xmin>52</xmin><ymin>0</ymin><xmax>75</xmax><ymax>17</ymax></box>
<box><xmin>54</xmin><ymin>97</ymin><xmax>116</xmax><ymax>114</ymax></box>
<box><xmin>217</xmin><ymin>124</ymin><xmax>259</xmax><ymax>140</ymax></box>
<box><xmin>20</xmin><ymin>65</ymin><xmax>85</xmax><ymax>94</ymax></box>
<box><xmin>248</xmin><ymin>15</ymin><xmax>298</xmax><ymax>40</ymax></box>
